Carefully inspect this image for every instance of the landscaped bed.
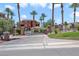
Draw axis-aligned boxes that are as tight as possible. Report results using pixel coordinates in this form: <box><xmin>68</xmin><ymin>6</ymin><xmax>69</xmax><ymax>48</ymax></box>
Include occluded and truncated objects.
<box><xmin>48</xmin><ymin>32</ymin><xmax>79</xmax><ymax>40</ymax></box>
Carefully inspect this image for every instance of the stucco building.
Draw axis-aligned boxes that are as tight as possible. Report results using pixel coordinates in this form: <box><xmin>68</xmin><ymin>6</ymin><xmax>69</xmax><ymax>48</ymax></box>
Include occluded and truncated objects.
<box><xmin>0</xmin><ymin>13</ymin><xmax>6</xmax><ymax>19</ymax></box>
<box><xmin>20</xmin><ymin>20</ymin><xmax>40</xmax><ymax>35</ymax></box>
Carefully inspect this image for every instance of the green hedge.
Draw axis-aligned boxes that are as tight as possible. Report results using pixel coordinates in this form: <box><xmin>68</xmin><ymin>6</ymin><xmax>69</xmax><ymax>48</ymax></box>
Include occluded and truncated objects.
<box><xmin>39</xmin><ymin>28</ymin><xmax>46</xmax><ymax>33</ymax></box>
<box><xmin>16</xmin><ymin>29</ymin><xmax>21</xmax><ymax>35</ymax></box>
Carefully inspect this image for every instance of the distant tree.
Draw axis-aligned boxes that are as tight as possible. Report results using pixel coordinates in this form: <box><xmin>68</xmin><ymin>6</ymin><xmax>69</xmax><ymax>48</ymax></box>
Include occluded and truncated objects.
<box><xmin>10</xmin><ymin>11</ymin><xmax>14</xmax><ymax>19</ymax></box>
<box><xmin>64</xmin><ymin>21</ymin><xmax>68</xmax><ymax>32</ymax></box>
<box><xmin>5</xmin><ymin>8</ymin><xmax>14</xmax><ymax>19</ymax></box>
<box><xmin>61</xmin><ymin>3</ymin><xmax>64</xmax><ymax>31</ymax></box>
<box><xmin>70</xmin><ymin>3</ymin><xmax>79</xmax><ymax>31</ymax></box>
<box><xmin>17</xmin><ymin>3</ymin><xmax>21</xmax><ymax>29</ymax></box>
<box><xmin>52</xmin><ymin>3</ymin><xmax>55</xmax><ymax>26</ymax></box>
<box><xmin>39</xmin><ymin>16</ymin><xmax>43</xmax><ymax>27</ymax></box>
<box><xmin>40</xmin><ymin>13</ymin><xmax>46</xmax><ymax>27</ymax></box>
<box><xmin>44</xmin><ymin>19</ymin><xmax>52</xmax><ymax>28</ymax></box>
<box><xmin>5</xmin><ymin>8</ymin><xmax>10</xmax><ymax>19</ymax></box>
<box><xmin>31</xmin><ymin>10</ymin><xmax>37</xmax><ymax>20</ymax></box>
<box><xmin>31</xmin><ymin>10</ymin><xmax>37</xmax><ymax>27</ymax></box>
<box><xmin>0</xmin><ymin>18</ymin><xmax>14</xmax><ymax>33</ymax></box>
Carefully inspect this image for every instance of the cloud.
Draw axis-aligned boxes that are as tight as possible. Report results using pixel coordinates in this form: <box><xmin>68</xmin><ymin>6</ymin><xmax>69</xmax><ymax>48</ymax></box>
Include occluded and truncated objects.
<box><xmin>20</xmin><ymin>3</ymin><xmax>47</xmax><ymax>8</ymax></box>
<box><xmin>71</xmin><ymin>12</ymin><xmax>79</xmax><ymax>17</ymax></box>
<box><xmin>48</xmin><ymin>4</ymin><xmax>61</xmax><ymax>10</ymax></box>
<box><xmin>68</xmin><ymin>3</ymin><xmax>72</xmax><ymax>6</ymax></box>
<box><xmin>55</xmin><ymin>18</ymin><xmax>61</xmax><ymax>24</ymax></box>
<box><xmin>76</xmin><ymin>12</ymin><xmax>79</xmax><ymax>17</ymax></box>
<box><xmin>5</xmin><ymin>5</ymin><xmax>15</xmax><ymax>10</ymax></box>
<box><xmin>21</xmin><ymin>15</ymin><xmax>27</xmax><ymax>20</ymax></box>
<box><xmin>70</xmin><ymin>12</ymin><xmax>79</xmax><ymax>22</ymax></box>
<box><xmin>0</xmin><ymin>10</ymin><xmax>2</xmax><ymax>12</ymax></box>
<box><xmin>75</xmin><ymin>19</ymin><xmax>79</xmax><ymax>22</ymax></box>
<box><xmin>20</xmin><ymin>3</ymin><xmax>28</xmax><ymax>8</ymax></box>
<box><xmin>29</xmin><ymin>3</ymin><xmax>47</xmax><ymax>8</ymax></box>
<box><xmin>55</xmin><ymin>4</ymin><xmax>61</xmax><ymax>8</ymax></box>
<box><xmin>38</xmin><ymin>3</ymin><xmax>47</xmax><ymax>7</ymax></box>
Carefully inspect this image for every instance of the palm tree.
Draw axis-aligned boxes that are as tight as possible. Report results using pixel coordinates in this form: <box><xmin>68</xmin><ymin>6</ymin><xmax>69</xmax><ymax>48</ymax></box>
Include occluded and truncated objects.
<box><xmin>39</xmin><ymin>16</ymin><xmax>43</xmax><ymax>27</ymax></box>
<box><xmin>40</xmin><ymin>13</ymin><xmax>46</xmax><ymax>27</ymax></box>
<box><xmin>51</xmin><ymin>3</ymin><xmax>55</xmax><ymax>32</ymax></box>
<box><xmin>10</xmin><ymin>11</ymin><xmax>14</xmax><ymax>19</ymax></box>
<box><xmin>5</xmin><ymin>8</ymin><xmax>12</xmax><ymax>19</ymax></box>
<box><xmin>52</xmin><ymin>3</ymin><xmax>55</xmax><ymax>26</ymax></box>
<box><xmin>64</xmin><ymin>21</ymin><xmax>68</xmax><ymax>32</ymax></box>
<box><xmin>17</xmin><ymin>3</ymin><xmax>21</xmax><ymax>28</ymax></box>
<box><xmin>31</xmin><ymin>10</ymin><xmax>37</xmax><ymax>20</ymax></box>
<box><xmin>30</xmin><ymin>10</ymin><xmax>37</xmax><ymax>27</ymax></box>
<box><xmin>61</xmin><ymin>3</ymin><xmax>64</xmax><ymax>31</ymax></box>
<box><xmin>70</xmin><ymin>3</ymin><xmax>79</xmax><ymax>31</ymax></box>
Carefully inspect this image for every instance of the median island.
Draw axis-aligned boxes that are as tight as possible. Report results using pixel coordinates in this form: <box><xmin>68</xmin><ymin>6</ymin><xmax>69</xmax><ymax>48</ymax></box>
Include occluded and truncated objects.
<box><xmin>48</xmin><ymin>32</ymin><xmax>79</xmax><ymax>40</ymax></box>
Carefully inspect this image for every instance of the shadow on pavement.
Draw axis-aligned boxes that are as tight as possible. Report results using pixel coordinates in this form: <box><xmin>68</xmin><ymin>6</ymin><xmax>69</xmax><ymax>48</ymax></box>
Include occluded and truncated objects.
<box><xmin>10</xmin><ymin>38</ymin><xmax>20</xmax><ymax>41</ymax></box>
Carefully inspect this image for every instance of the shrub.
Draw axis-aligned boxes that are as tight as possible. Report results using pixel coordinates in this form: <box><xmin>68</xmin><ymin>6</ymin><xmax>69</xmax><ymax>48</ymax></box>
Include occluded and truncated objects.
<box><xmin>16</xmin><ymin>29</ymin><xmax>21</xmax><ymax>35</ymax></box>
<box><xmin>54</xmin><ymin>29</ymin><xmax>58</xmax><ymax>34</ymax></box>
<box><xmin>40</xmin><ymin>28</ymin><xmax>46</xmax><ymax>33</ymax></box>
<box><xmin>34</xmin><ymin>28</ymin><xmax>39</xmax><ymax>32</ymax></box>
<box><xmin>54</xmin><ymin>28</ymin><xmax>60</xmax><ymax>34</ymax></box>
<box><xmin>31</xmin><ymin>29</ymin><xmax>34</xmax><ymax>32</ymax></box>
<box><xmin>31</xmin><ymin>27</ymin><xmax>40</xmax><ymax>33</ymax></box>
<box><xmin>76</xmin><ymin>24</ymin><xmax>79</xmax><ymax>31</ymax></box>
<box><xmin>0</xmin><ymin>28</ymin><xmax>3</xmax><ymax>32</ymax></box>
<box><xmin>77</xmin><ymin>26</ymin><xmax>79</xmax><ymax>31</ymax></box>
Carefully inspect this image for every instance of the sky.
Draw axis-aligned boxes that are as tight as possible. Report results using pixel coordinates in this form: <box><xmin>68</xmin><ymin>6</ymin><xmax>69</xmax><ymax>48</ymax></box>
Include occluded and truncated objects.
<box><xmin>0</xmin><ymin>3</ymin><xmax>79</xmax><ymax>24</ymax></box>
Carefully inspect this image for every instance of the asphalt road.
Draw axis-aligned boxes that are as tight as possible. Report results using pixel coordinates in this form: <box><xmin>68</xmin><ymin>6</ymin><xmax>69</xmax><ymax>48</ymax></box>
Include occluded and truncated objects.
<box><xmin>0</xmin><ymin>34</ymin><xmax>79</xmax><ymax>56</ymax></box>
<box><xmin>0</xmin><ymin>34</ymin><xmax>44</xmax><ymax>45</ymax></box>
<box><xmin>0</xmin><ymin>47</ymin><xmax>79</xmax><ymax>56</ymax></box>
<box><xmin>0</xmin><ymin>34</ymin><xmax>78</xmax><ymax>45</ymax></box>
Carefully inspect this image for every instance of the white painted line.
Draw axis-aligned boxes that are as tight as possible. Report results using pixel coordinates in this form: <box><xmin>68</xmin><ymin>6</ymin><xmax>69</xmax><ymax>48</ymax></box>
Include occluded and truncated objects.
<box><xmin>47</xmin><ymin>42</ymin><xmax>75</xmax><ymax>45</ymax></box>
<box><xmin>0</xmin><ymin>46</ymin><xmax>44</xmax><ymax>51</ymax></box>
<box><xmin>0</xmin><ymin>43</ymin><xmax>43</xmax><ymax>48</ymax></box>
<box><xmin>0</xmin><ymin>41</ymin><xmax>78</xmax><ymax>48</ymax></box>
<box><xmin>46</xmin><ymin>45</ymin><xmax>79</xmax><ymax>49</ymax></box>
<box><xmin>0</xmin><ymin>45</ymin><xmax>79</xmax><ymax>51</ymax></box>
<box><xmin>0</xmin><ymin>41</ymin><xmax>79</xmax><ymax>51</ymax></box>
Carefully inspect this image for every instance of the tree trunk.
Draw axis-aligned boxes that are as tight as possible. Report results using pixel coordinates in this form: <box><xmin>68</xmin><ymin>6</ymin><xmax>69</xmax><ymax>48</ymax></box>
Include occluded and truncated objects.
<box><xmin>61</xmin><ymin>3</ymin><xmax>64</xmax><ymax>32</ymax></box>
<box><xmin>33</xmin><ymin>15</ymin><xmax>35</xmax><ymax>21</ymax></box>
<box><xmin>51</xmin><ymin>3</ymin><xmax>55</xmax><ymax>32</ymax></box>
<box><xmin>42</xmin><ymin>17</ymin><xmax>45</xmax><ymax>27</ymax></box>
<box><xmin>11</xmin><ymin>16</ymin><xmax>13</xmax><ymax>19</ymax></box>
<box><xmin>52</xmin><ymin>3</ymin><xmax>54</xmax><ymax>26</ymax></box>
<box><xmin>7</xmin><ymin>13</ymin><xmax>9</xmax><ymax>20</ymax></box>
<box><xmin>17</xmin><ymin>3</ymin><xmax>21</xmax><ymax>29</ymax></box>
<box><xmin>40</xmin><ymin>20</ymin><xmax>42</xmax><ymax>27</ymax></box>
<box><xmin>33</xmin><ymin>15</ymin><xmax>35</xmax><ymax>27</ymax></box>
<box><xmin>73</xmin><ymin>7</ymin><xmax>76</xmax><ymax>32</ymax></box>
